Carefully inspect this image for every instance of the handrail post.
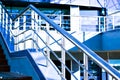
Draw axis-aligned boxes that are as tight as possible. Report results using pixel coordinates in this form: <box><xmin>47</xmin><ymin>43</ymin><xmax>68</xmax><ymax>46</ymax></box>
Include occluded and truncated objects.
<box><xmin>34</xmin><ymin>12</ymin><xmax>39</xmax><ymax>50</ymax></box>
<box><xmin>31</xmin><ymin>10</ymin><xmax>35</xmax><ymax>49</ymax></box>
<box><xmin>23</xmin><ymin>16</ymin><xmax>26</xmax><ymax>50</ymax></box>
<box><xmin>83</xmin><ymin>32</ymin><xmax>88</xmax><ymax>80</ymax></box>
<box><xmin>112</xmin><ymin>16</ymin><xmax>115</xmax><ymax>30</ymax></box>
<box><xmin>5</xmin><ymin>13</ymin><xmax>8</xmax><ymax>34</ymax></box>
<box><xmin>14</xmin><ymin>18</ymin><xmax>19</xmax><ymax>51</ymax></box>
<box><xmin>103</xmin><ymin>16</ymin><xmax>106</xmax><ymax>31</ymax></box>
<box><xmin>2</xmin><ymin>9</ymin><xmax>5</xmax><ymax>33</ymax></box>
<box><xmin>61</xmin><ymin>35</ymin><xmax>66</xmax><ymax>79</ymax></box>
<box><xmin>98</xmin><ymin>16</ymin><xmax>101</xmax><ymax>32</ymax></box>
<box><xmin>84</xmin><ymin>53</ymin><xmax>88</xmax><ymax>80</ymax></box>
<box><xmin>0</xmin><ymin>4</ymin><xmax>1</xmax><ymax>31</ymax></box>
<box><xmin>46</xmin><ymin>22</ymin><xmax>50</xmax><ymax>67</ymax></box>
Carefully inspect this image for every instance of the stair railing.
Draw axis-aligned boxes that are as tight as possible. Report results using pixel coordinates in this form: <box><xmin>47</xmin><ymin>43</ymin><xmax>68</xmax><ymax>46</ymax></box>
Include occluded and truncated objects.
<box><xmin>0</xmin><ymin>2</ymin><xmax>120</xmax><ymax>80</ymax></box>
<box><xmin>11</xmin><ymin>13</ymin><xmax>86</xmax><ymax>80</ymax></box>
<box><xmin>10</xmin><ymin>4</ymin><xmax>98</xmax><ymax>79</ymax></box>
<box><xmin>0</xmin><ymin>2</ymin><xmax>14</xmax><ymax>51</ymax></box>
<box><xmin>12</xmin><ymin>4</ymin><xmax>120</xmax><ymax>80</ymax></box>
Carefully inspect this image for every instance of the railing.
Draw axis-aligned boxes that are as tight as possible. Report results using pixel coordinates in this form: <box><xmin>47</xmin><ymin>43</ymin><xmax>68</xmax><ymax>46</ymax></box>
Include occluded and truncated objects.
<box><xmin>0</xmin><ymin>1</ymin><xmax>120</xmax><ymax>80</ymax></box>
<box><xmin>0</xmin><ymin>2</ymin><xmax>14</xmax><ymax>51</ymax></box>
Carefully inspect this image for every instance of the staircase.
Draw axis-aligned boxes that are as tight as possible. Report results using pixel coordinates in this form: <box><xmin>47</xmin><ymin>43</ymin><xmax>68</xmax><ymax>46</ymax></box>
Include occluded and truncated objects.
<box><xmin>0</xmin><ymin>45</ymin><xmax>32</xmax><ymax>80</ymax></box>
<box><xmin>0</xmin><ymin>1</ymin><xmax>120</xmax><ymax>79</ymax></box>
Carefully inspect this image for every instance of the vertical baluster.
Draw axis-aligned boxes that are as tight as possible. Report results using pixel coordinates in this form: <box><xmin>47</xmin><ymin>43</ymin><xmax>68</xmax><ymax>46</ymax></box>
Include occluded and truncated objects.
<box><xmin>4</xmin><ymin>11</ymin><xmax>6</xmax><ymax>34</ymax></box>
<box><xmin>14</xmin><ymin>18</ymin><xmax>19</xmax><ymax>51</ymax></box>
<box><xmin>83</xmin><ymin>32</ymin><xmax>88</xmax><ymax>80</ymax></box>
<box><xmin>103</xmin><ymin>16</ymin><xmax>106</xmax><ymax>31</ymax></box>
<box><xmin>17</xmin><ymin>18</ymin><xmax>19</xmax><ymax>51</ymax></box>
<box><xmin>2</xmin><ymin>9</ymin><xmax>4</xmax><ymax>33</ymax></box>
<box><xmin>98</xmin><ymin>16</ymin><xmax>101</xmax><ymax>32</ymax></box>
<box><xmin>35</xmin><ymin>12</ymin><xmax>38</xmax><ymax>51</ymax></box>
<box><xmin>60</xmin><ymin>15</ymin><xmax>62</xmax><ymax>28</ymax></box>
<box><xmin>112</xmin><ymin>16</ymin><xmax>115</xmax><ymax>30</ymax></box>
<box><xmin>23</xmin><ymin>15</ymin><xmax>26</xmax><ymax>50</ymax></box>
<box><xmin>31</xmin><ymin>10</ymin><xmax>35</xmax><ymax>50</ymax></box>
<box><xmin>38</xmin><ymin>14</ymin><xmax>41</xmax><ymax>31</ymax></box>
<box><xmin>9</xmin><ymin>19</ymin><xmax>12</xmax><ymax>41</ymax></box>
<box><xmin>37</xmin><ymin>15</ymin><xmax>42</xmax><ymax>51</ymax></box>
<box><xmin>5</xmin><ymin>13</ymin><xmax>9</xmax><ymax>34</ymax></box>
<box><xmin>61</xmin><ymin>35</ymin><xmax>66</xmax><ymax>79</ymax></box>
<box><xmin>1</xmin><ymin>7</ymin><xmax>3</xmax><ymax>31</ymax></box>
<box><xmin>84</xmin><ymin>54</ymin><xmax>88</xmax><ymax>80</ymax></box>
<box><xmin>46</xmin><ymin>22</ymin><xmax>50</xmax><ymax>66</ymax></box>
<box><xmin>0</xmin><ymin>4</ymin><xmax>1</xmax><ymax>31</ymax></box>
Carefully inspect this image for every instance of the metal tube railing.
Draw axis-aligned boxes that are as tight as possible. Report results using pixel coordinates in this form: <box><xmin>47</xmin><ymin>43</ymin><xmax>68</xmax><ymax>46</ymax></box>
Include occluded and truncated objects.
<box><xmin>26</xmin><ymin>5</ymin><xmax>120</xmax><ymax>79</ymax></box>
<box><xmin>0</xmin><ymin>2</ymin><xmax>120</xmax><ymax>79</ymax></box>
<box><xmin>12</xmin><ymin>17</ymin><xmax>95</xmax><ymax>79</ymax></box>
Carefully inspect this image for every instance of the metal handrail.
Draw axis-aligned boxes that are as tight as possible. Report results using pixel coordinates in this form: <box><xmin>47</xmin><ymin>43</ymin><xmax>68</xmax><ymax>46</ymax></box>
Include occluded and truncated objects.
<box><xmin>23</xmin><ymin>5</ymin><xmax>120</xmax><ymax>79</ymax></box>
<box><xmin>16</xmin><ymin>38</ymin><xmax>66</xmax><ymax>79</ymax></box>
<box><xmin>9</xmin><ymin>22</ymin><xmax>67</xmax><ymax>79</ymax></box>
<box><xmin>12</xmin><ymin>23</ymin><xmax>82</xmax><ymax>79</ymax></box>
<box><xmin>0</xmin><ymin>2</ymin><xmax>66</xmax><ymax>79</ymax></box>
<box><xmin>0</xmin><ymin>2</ymin><xmax>120</xmax><ymax>79</ymax></box>
<box><xmin>34</xmin><ymin>30</ymin><xmax>78</xmax><ymax>79</ymax></box>
<box><xmin>42</xmin><ymin>28</ymin><xmax>94</xmax><ymax>77</ymax></box>
<box><xmin>17</xmin><ymin>36</ymin><xmax>66</xmax><ymax>79</ymax></box>
<box><xmin>0</xmin><ymin>2</ymin><xmax>13</xmax><ymax>19</ymax></box>
<box><xmin>11</xmin><ymin>15</ymin><xmax>95</xmax><ymax>79</ymax></box>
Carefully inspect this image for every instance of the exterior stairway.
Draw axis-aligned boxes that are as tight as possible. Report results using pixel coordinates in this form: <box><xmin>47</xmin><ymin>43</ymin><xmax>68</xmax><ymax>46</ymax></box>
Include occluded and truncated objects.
<box><xmin>0</xmin><ymin>45</ymin><xmax>32</xmax><ymax>80</ymax></box>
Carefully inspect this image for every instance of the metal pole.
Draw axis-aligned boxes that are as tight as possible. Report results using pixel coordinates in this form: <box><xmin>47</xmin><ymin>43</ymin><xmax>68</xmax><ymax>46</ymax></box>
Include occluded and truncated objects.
<box><xmin>61</xmin><ymin>35</ymin><xmax>66</xmax><ymax>79</ymax></box>
<box><xmin>83</xmin><ymin>32</ymin><xmax>88</xmax><ymax>80</ymax></box>
<box><xmin>23</xmin><ymin>16</ymin><xmax>26</xmax><ymax>50</ymax></box>
<box><xmin>46</xmin><ymin>22</ymin><xmax>50</xmax><ymax>66</ymax></box>
<box><xmin>112</xmin><ymin>16</ymin><xmax>114</xmax><ymax>30</ymax></box>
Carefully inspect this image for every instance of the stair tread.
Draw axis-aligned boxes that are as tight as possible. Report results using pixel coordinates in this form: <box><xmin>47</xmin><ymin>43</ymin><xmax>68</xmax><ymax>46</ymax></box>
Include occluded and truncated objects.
<box><xmin>0</xmin><ymin>46</ymin><xmax>32</xmax><ymax>80</ymax></box>
<box><xmin>0</xmin><ymin>55</ymin><xmax>6</xmax><ymax>59</ymax></box>
<box><xmin>0</xmin><ymin>49</ymin><xmax>3</xmax><ymax>54</ymax></box>
<box><xmin>0</xmin><ymin>65</ymin><xmax>10</xmax><ymax>71</ymax></box>
<box><xmin>0</xmin><ymin>72</ymin><xmax>32</xmax><ymax>79</ymax></box>
<box><xmin>0</xmin><ymin>59</ymin><xmax>8</xmax><ymax>65</ymax></box>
